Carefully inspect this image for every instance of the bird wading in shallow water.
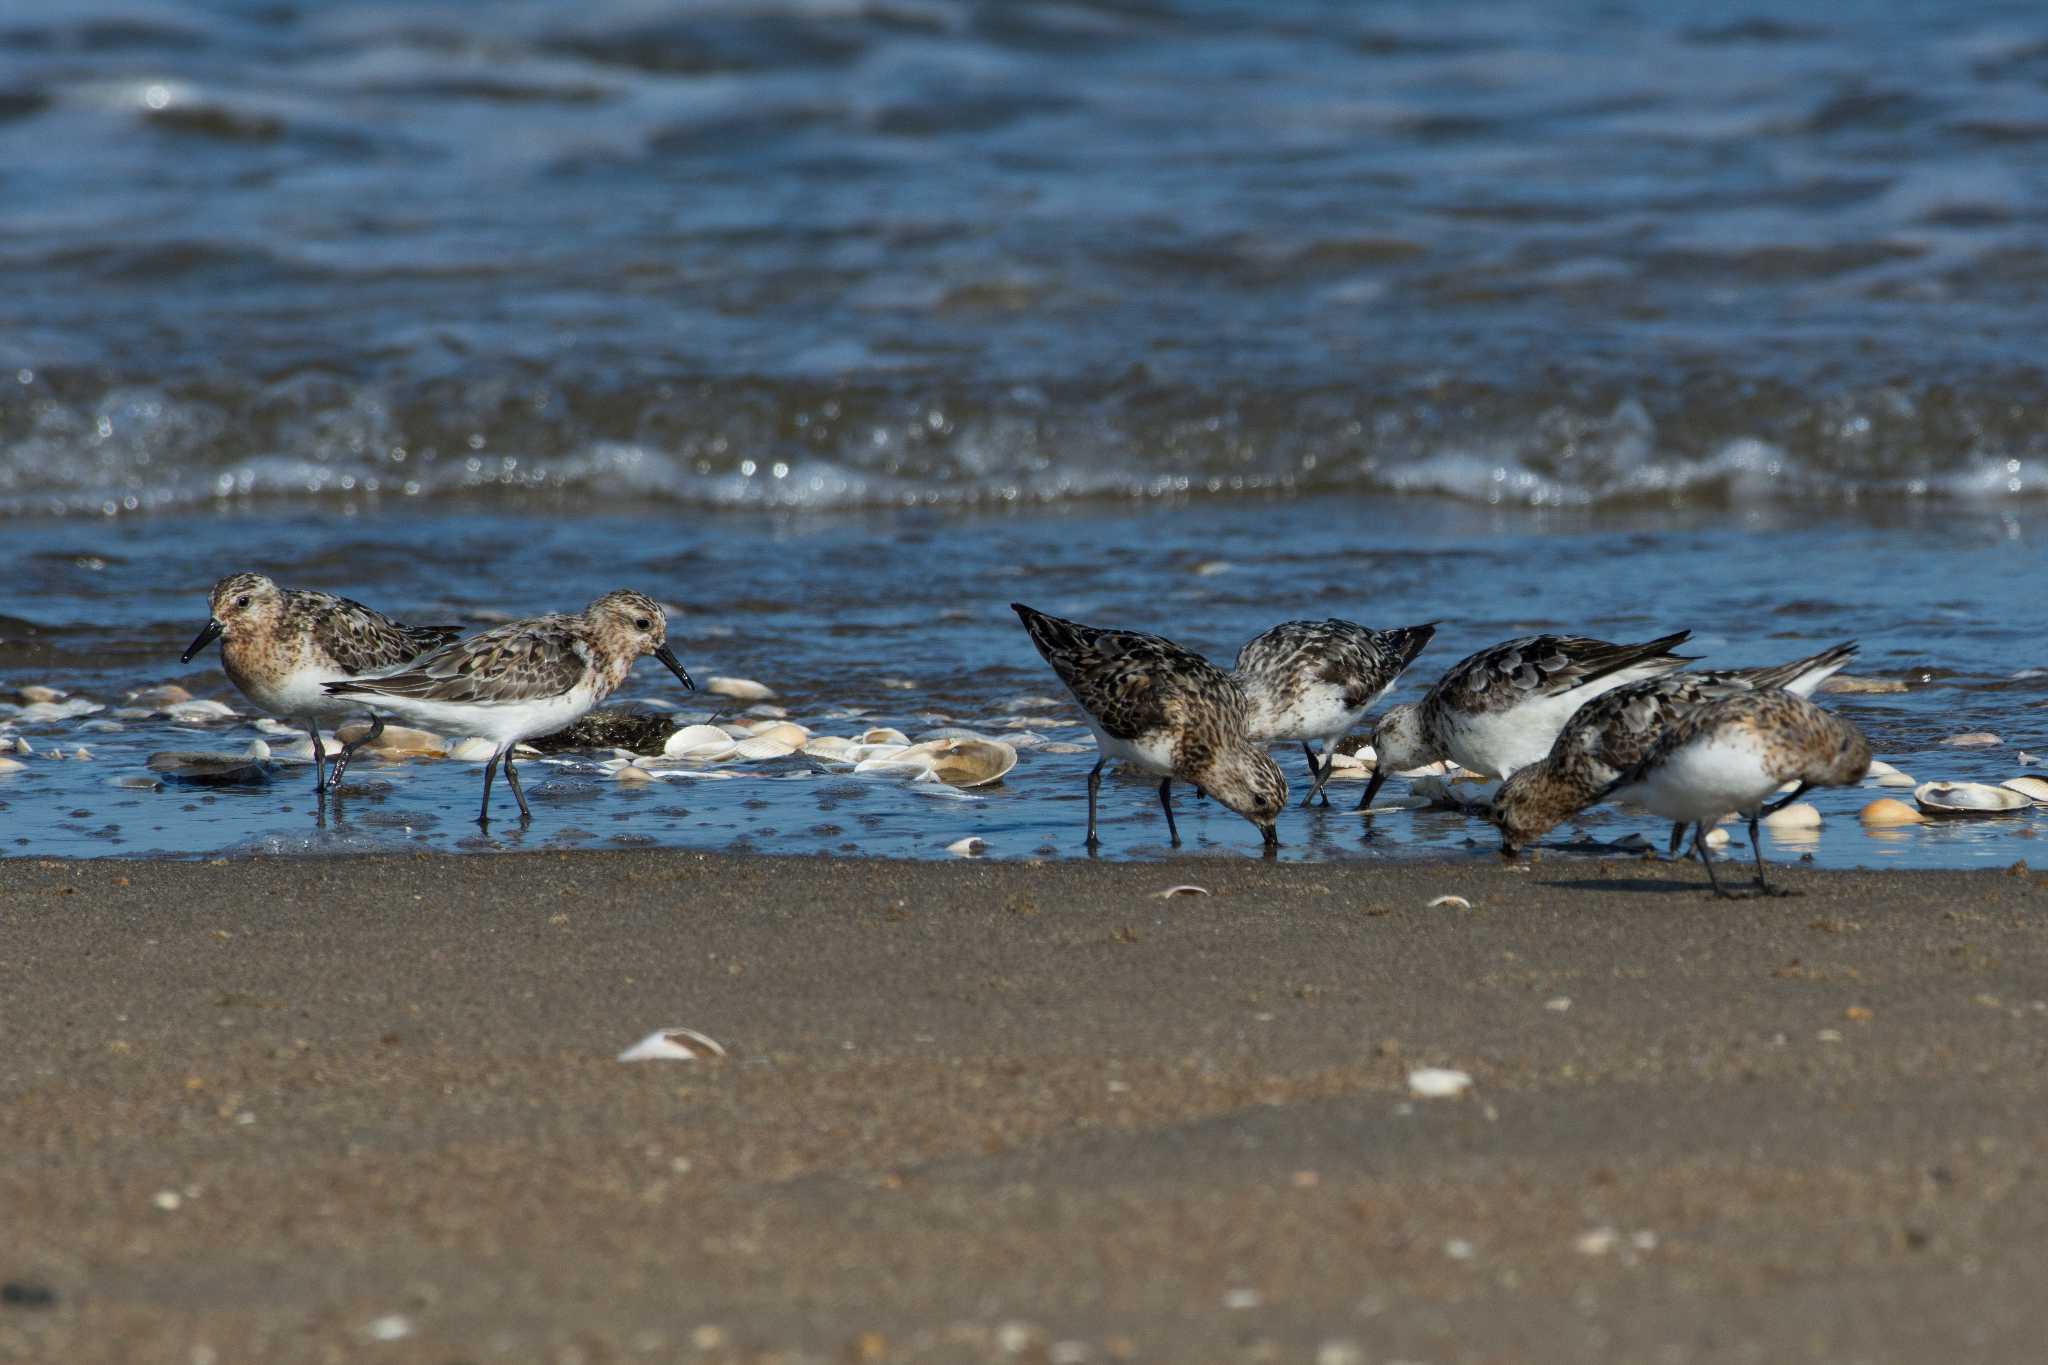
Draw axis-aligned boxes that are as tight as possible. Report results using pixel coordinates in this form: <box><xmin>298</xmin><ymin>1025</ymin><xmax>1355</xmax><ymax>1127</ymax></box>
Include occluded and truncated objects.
<box><xmin>1491</xmin><ymin>641</ymin><xmax>1857</xmax><ymax>856</ymax></box>
<box><xmin>1599</xmin><ymin>689</ymin><xmax>1871</xmax><ymax>898</ymax></box>
<box><xmin>1360</xmin><ymin>629</ymin><xmax>1695</xmax><ymax>813</ymax></box>
<box><xmin>180</xmin><ymin>572</ymin><xmax>462</xmax><ymax>793</ymax></box>
<box><xmin>1232</xmin><ymin>618</ymin><xmax>1436</xmax><ymax>807</ymax></box>
<box><xmin>325</xmin><ymin>589</ymin><xmax>693</xmax><ymax>826</ymax></box>
<box><xmin>1011</xmin><ymin>603</ymin><xmax>1287</xmax><ymax>852</ymax></box>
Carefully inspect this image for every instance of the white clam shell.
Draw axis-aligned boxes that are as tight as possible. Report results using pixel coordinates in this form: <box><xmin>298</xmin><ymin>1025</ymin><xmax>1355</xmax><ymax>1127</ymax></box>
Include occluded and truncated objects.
<box><xmin>617</xmin><ymin>1027</ymin><xmax>727</xmax><ymax>1062</ymax></box>
<box><xmin>663</xmin><ymin>725</ymin><xmax>738</xmax><ymax>760</ymax></box>
<box><xmin>1761</xmin><ymin>801</ymin><xmax>1823</xmax><ymax>829</ymax></box>
<box><xmin>732</xmin><ymin>736</ymin><xmax>797</xmax><ymax>760</ymax></box>
<box><xmin>2001</xmin><ymin>776</ymin><xmax>2048</xmax><ymax>805</ymax></box>
<box><xmin>161</xmin><ymin>699</ymin><xmax>234</xmax><ymax>722</ymax></box>
<box><xmin>448</xmin><ymin>736</ymin><xmax>500</xmax><ymax>762</ymax></box>
<box><xmin>613</xmin><ymin>765</ymin><xmax>655</xmax><ymax>783</ymax></box>
<box><xmin>704</xmin><ymin>676</ymin><xmax>775</xmax><ymax>701</ymax></box>
<box><xmin>337</xmin><ymin>722</ymin><xmax>446</xmax><ymax>756</ymax></box>
<box><xmin>1427</xmin><ymin>895</ymin><xmax>1471</xmax><ymax>909</ymax></box>
<box><xmin>801</xmin><ymin>735</ymin><xmax>856</xmax><ymax>761</ymax></box>
<box><xmin>1941</xmin><ymin>732</ymin><xmax>2001</xmax><ymax>748</ymax></box>
<box><xmin>845</xmin><ymin>741</ymin><xmax>909</xmax><ymax>764</ymax></box>
<box><xmin>15</xmin><ymin>698</ymin><xmax>106</xmax><ymax>722</ymax></box>
<box><xmin>1407</xmin><ymin>1068</ymin><xmax>1473</xmax><ymax>1099</ymax></box>
<box><xmin>1859</xmin><ymin>798</ymin><xmax>1925</xmax><ymax>827</ymax></box>
<box><xmin>896</xmin><ymin>737</ymin><xmax>1018</xmax><ymax>788</ymax></box>
<box><xmin>743</xmin><ymin>720</ymin><xmax>809</xmax><ymax>747</ymax></box>
<box><xmin>1914</xmin><ymin>781</ymin><xmax>2031</xmax><ymax>815</ymax></box>
<box><xmin>1156</xmin><ymin>885</ymin><xmax>1210</xmax><ymax>898</ymax></box>
<box><xmin>854</xmin><ymin>752</ymin><xmax>935</xmax><ymax>780</ymax></box>
<box><xmin>861</xmin><ymin>727</ymin><xmax>910</xmax><ymax>746</ymax></box>
<box><xmin>0</xmin><ymin>756</ymin><xmax>24</xmax><ymax>774</ymax></box>
<box><xmin>946</xmin><ymin>836</ymin><xmax>987</xmax><ymax>856</ymax></box>
<box><xmin>1701</xmin><ymin>827</ymin><xmax>1731</xmax><ymax>848</ymax></box>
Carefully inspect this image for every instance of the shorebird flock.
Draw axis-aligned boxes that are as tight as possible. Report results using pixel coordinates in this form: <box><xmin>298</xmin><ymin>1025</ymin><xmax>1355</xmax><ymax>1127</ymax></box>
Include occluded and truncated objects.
<box><xmin>177</xmin><ymin>575</ymin><xmax>1874</xmax><ymax>898</ymax></box>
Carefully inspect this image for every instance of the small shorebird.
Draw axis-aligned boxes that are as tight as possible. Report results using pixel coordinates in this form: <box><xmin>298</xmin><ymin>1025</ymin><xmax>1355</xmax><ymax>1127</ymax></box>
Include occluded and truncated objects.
<box><xmin>326</xmin><ymin>589</ymin><xmax>694</xmax><ymax>825</ymax></box>
<box><xmin>180</xmin><ymin>573</ymin><xmax>461</xmax><ymax>792</ymax></box>
<box><xmin>1232</xmin><ymin>618</ymin><xmax>1436</xmax><ymax>806</ymax></box>
<box><xmin>1491</xmin><ymin>641</ymin><xmax>1858</xmax><ymax>854</ymax></box>
<box><xmin>1011</xmin><ymin>603</ymin><xmax>1287</xmax><ymax>851</ymax></box>
<box><xmin>1358</xmin><ymin>629</ymin><xmax>1695</xmax><ymax>812</ymax></box>
<box><xmin>1599</xmin><ymin>689</ymin><xmax>1871</xmax><ymax>898</ymax></box>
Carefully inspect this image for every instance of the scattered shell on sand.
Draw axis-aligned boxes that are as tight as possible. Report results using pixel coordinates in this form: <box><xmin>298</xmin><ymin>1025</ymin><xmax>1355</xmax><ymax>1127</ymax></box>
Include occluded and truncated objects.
<box><xmin>617</xmin><ymin>1027</ymin><xmax>728</xmax><ymax>1063</ymax></box>
<box><xmin>704</xmin><ymin>676</ymin><xmax>775</xmax><ymax>701</ymax></box>
<box><xmin>2000</xmin><ymin>776</ymin><xmax>2048</xmax><ymax>805</ymax></box>
<box><xmin>336</xmin><ymin>722</ymin><xmax>446</xmax><ymax>757</ymax></box>
<box><xmin>663</xmin><ymin>724</ymin><xmax>738</xmax><ymax>760</ymax></box>
<box><xmin>743</xmin><ymin>720</ymin><xmax>809</xmax><ymax>747</ymax></box>
<box><xmin>801</xmin><ymin>735</ymin><xmax>856</xmax><ymax>760</ymax></box>
<box><xmin>897</xmin><ymin>737</ymin><xmax>1018</xmax><ymax>787</ymax></box>
<box><xmin>861</xmin><ymin>727</ymin><xmax>911</xmax><ymax>746</ymax></box>
<box><xmin>1761</xmin><ymin>801</ymin><xmax>1822</xmax><ymax>829</ymax></box>
<box><xmin>1427</xmin><ymin>895</ymin><xmax>1472</xmax><ymax>910</ymax></box>
<box><xmin>946</xmin><ymin>836</ymin><xmax>987</xmax><ymax>856</ymax></box>
<box><xmin>1407</xmin><ymin>1068</ymin><xmax>1473</xmax><ymax>1099</ymax></box>
<box><xmin>1941</xmin><ymin>732</ymin><xmax>2001</xmax><ymax>748</ymax></box>
<box><xmin>13</xmin><ymin>698</ymin><xmax>106</xmax><ymax>722</ymax></box>
<box><xmin>1914</xmin><ymin>781</ymin><xmax>2030</xmax><ymax>815</ymax></box>
<box><xmin>1859</xmin><ymin>798</ymin><xmax>1925</xmax><ymax>827</ymax></box>
<box><xmin>732</xmin><ymin>736</ymin><xmax>798</xmax><ymax>761</ymax></box>
<box><xmin>1157</xmin><ymin>885</ymin><xmax>1210</xmax><ymax>898</ymax></box>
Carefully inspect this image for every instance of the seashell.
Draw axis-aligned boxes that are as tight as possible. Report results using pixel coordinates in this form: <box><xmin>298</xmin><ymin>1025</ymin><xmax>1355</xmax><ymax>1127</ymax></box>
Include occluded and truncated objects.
<box><xmin>1427</xmin><ymin>895</ymin><xmax>1471</xmax><ymax>909</ymax></box>
<box><xmin>1941</xmin><ymin>732</ymin><xmax>2001</xmax><ymax>748</ymax></box>
<box><xmin>801</xmin><ymin>735</ymin><xmax>856</xmax><ymax>761</ymax></box>
<box><xmin>845</xmin><ymin>741</ymin><xmax>909</xmax><ymax>764</ymax></box>
<box><xmin>878</xmin><ymin>676</ymin><xmax>918</xmax><ymax>690</ymax></box>
<box><xmin>336</xmin><ymin>722</ymin><xmax>446</xmax><ymax>757</ymax></box>
<box><xmin>111</xmin><ymin>774</ymin><xmax>159</xmax><ymax>789</ymax></box>
<box><xmin>1407</xmin><ymin>1067</ymin><xmax>1472</xmax><ymax>1099</ymax></box>
<box><xmin>160</xmin><ymin>698</ymin><xmax>235</xmax><ymax>722</ymax></box>
<box><xmin>1397</xmin><ymin>758</ymin><xmax>1461</xmax><ymax>779</ymax></box>
<box><xmin>1325</xmin><ymin>750</ymin><xmax>1367</xmax><ymax>772</ymax></box>
<box><xmin>126</xmin><ymin>683</ymin><xmax>192</xmax><ymax>707</ymax></box>
<box><xmin>617</xmin><ymin>1027</ymin><xmax>728</xmax><ymax>1063</ymax></box>
<box><xmin>15</xmin><ymin>699</ymin><xmax>105</xmax><ymax>722</ymax></box>
<box><xmin>946</xmin><ymin>836</ymin><xmax>987</xmax><ymax>856</ymax></box>
<box><xmin>1760</xmin><ymin>801</ymin><xmax>1821</xmax><ymax>829</ymax></box>
<box><xmin>245</xmin><ymin>739</ymin><xmax>271</xmax><ymax>760</ymax></box>
<box><xmin>1914</xmin><ymin>781</ymin><xmax>2029</xmax><ymax>815</ymax></box>
<box><xmin>448</xmin><ymin>737</ymin><xmax>500</xmax><ymax>762</ymax></box>
<box><xmin>2020</xmin><ymin>751</ymin><xmax>2039</xmax><ymax>767</ymax></box>
<box><xmin>71</xmin><ymin>746</ymin><xmax>93</xmax><ymax>762</ymax></box>
<box><xmin>743</xmin><ymin>721</ymin><xmax>809</xmax><ymax>747</ymax></box>
<box><xmin>1193</xmin><ymin>559</ymin><xmax>1231</xmax><ymax>576</ymax></box>
<box><xmin>716</xmin><ymin>723</ymin><xmax>756</xmax><ymax>739</ymax></box>
<box><xmin>2001</xmin><ymin>776</ymin><xmax>2048</xmax><ymax>805</ymax></box>
<box><xmin>0</xmin><ymin>756</ymin><xmax>24</xmax><ymax>774</ymax></box>
<box><xmin>704</xmin><ymin>677</ymin><xmax>775</xmax><ymax>701</ymax></box>
<box><xmin>897</xmin><ymin>737</ymin><xmax>1018</xmax><ymax>788</ymax></box>
<box><xmin>663</xmin><ymin>724</ymin><xmax>738</xmax><ymax>759</ymax></box>
<box><xmin>1040</xmin><ymin>741</ymin><xmax>1094</xmax><ymax>755</ymax></box>
<box><xmin>1157</xmin><ymin>885</ymin><xmax>1210</xmax><ymax>898</ymax></box>
<box><xmin>742</xmin><ymin>702</ymin><xmax>790</xmax><ymax>719</ymax></box>
<box><xmin>12</xmin><ymin>685</ymin><xmax>65</xmax><ymax>705</ymax></box>
<box><xmin>80</xmin><ymin>719</ymin><xmax>123</xmax><ymax>733</ymax></box>
<box><xmin>146</xmin><ymin>751</ymin><xmax>272</xmax><ymax>784</ymax></box>
<box><xmin>1859</xmin><ymin>798</ymin><xmax>1924</xmax><ymax>827</ymax></box>
<box><xmin>12</xmin><ymin>738</ymin><xmax>31</xmax><ymax>755</ymax></box>
<box><xmin>854</xmin><ymin>752</ymin><xmax>935</xmax><ymax>780</ymax></box>
<box><xmin>1863</xmin><ymin>759</ymin><xmax>1915</xmax><ymax>788</ymax></box>
<box><xmin>1701</xmin><ymin>827</ymin><xmax>1730</xmax><ymax>848</ymax></box>
<box><xmin>861</xmin><ymin>727</ymin><xmax>910</xmax><ymax>746</ymax></box>
<box><xmin>613</xmin><ymin>765</ymin><xmax>655</xmax><ymax>783</ymax></box>
<box><xmin>732</xmin><ymin>736</ymin><xmax>797</xmax><ymax>761</ymax></box>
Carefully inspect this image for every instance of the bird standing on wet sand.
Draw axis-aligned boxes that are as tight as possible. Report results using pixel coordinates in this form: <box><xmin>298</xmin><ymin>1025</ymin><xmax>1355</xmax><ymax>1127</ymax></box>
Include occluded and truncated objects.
<box><xmin>1011</xmin><ymin>603</ymin><xmax>1288</xmax><ymax>851</ymax></box>
<box><xmin>179</xmin><ymin>572</ymin><xmax>461</xmax><ymax>793</ymax></box>
<box><xmin>1599</xmin><ymin>689</ymin><xmax>1871</xmax><ymax>898</ymax></box>
<box><xmin>1233</xmin><ymin>618</ymin><xmax>1436</xmax><ymax>806</ymax></box>
<box><xmin>325</xmin><ymin>589</ymin><xmax>694</xmax><ymax>825</ymax></box>
<box><xmin>1491</xmin><ymin>641</ymin><xmax>1857</xmax><ymax>855</ymax></box>
<box><xmin>1359</xmin><ymin>630</ymin><xmax>1696</xmax><ymax>812</ymax></box>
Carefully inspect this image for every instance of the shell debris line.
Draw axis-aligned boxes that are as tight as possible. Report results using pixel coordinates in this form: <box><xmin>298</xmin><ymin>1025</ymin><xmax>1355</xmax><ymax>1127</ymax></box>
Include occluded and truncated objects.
<box><xmin>617</xmin><ymin>1028</ymin><xmax>728</xmax><ymax>1063</ymax></box>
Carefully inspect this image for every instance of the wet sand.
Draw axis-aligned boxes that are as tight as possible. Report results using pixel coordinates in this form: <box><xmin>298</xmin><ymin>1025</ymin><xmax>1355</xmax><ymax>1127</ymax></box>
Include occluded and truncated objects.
<box><xmin>4</xmin><ymin>851</ymin><xmax>2046</xmax><ymax>1363</ymax></box>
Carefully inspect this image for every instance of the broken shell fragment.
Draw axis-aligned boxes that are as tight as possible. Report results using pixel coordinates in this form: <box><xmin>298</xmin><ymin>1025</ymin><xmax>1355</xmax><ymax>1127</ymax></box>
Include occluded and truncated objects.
<box><xmin>2000</xmin><ymin>776</ymin><xmax>2048</xmax><ymax>805</ymax></box>
<box><xmin>1941</xmin><ymin>732</ymin><xmax>2001</xmax><ymax>748</ymax></box>
<box><xmin>704</xmin><ymin>676</ymin><xmax>775</xmax><ymax>701</ymax></box>
<box><xmin>1859</xmin><ymin>798</ymin><xmax>1925</xmax><ymax>826</ymax></box>
<box><xmin>946</xmin><ymin>836</ymin><xmax>987</xmax><ymax>856</ymax></box>
<box><xmin>1156</xmin><ymin>885</ymin><xmax>1210</xmax><ymax>898</ymax></box>
<box><xmin>1426</xmin><ymin>895</ymin><xmax>1472</xmax><ymax>910</ymax></box>
<box><xmin>336</xmin><ymin>722</ymin><xmax>446</xmax><ymax>757</ymax></box>
<box><xmin>1760</xmin><ymin>801</ymin><xmax>1822</xmax><ymax>829</ymax></box>
<box><xmin>1914</xmin><ymin>781</ymin><xmax>2029</xmax><ymax>815</ymax></box>
<box><xmin>613</xmin><ymin>765</ymin><xmax>655</xmax><ymax>783</ymax></box>
<box><xmin>898</xmin><ymin>737</ymin><xmax>1018</xmax><ymax>788</ymax></box>
<box><xmin>617</xmin><ymin>1027</ymin><xmax>728</xmax><ymax>1063</ymax></box>
<box><xmin>1407</xmin><ymin>1068</ymin><xmax>1473</xmax><ymax>1099</ymax></box>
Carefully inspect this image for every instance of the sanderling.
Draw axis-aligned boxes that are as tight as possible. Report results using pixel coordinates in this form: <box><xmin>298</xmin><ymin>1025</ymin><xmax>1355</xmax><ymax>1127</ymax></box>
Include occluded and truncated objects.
<box><xmin>1600</xmin><ymin>689</ymin><xmax>1871</xmax><ymax>897</ymax></box>
<box><xmin>325</xmin><ymin>589</ymin><xmax>694</xmax><ymax>825</ymax></box>
<box><xmin>1011</xmin><ymin>603</ymin><xmax>1287</xmax><ymax>851</ymax></box>
<box><xmin>1491</xmin><ymin>641</ymin><xmax>1858</xmax><ymax>853</ymax></box>
<box><xmin>1232</xmin><ymin>618</ymin><xmax>1436</xmax><ymax>806</ymax></box>
<box><xmin>1359</xmin><ymin>630</ymin><xmax>1695</xmax><ymax>812</ymax></box>
<box><xmin>180</xmin><ymin>572</ymin><xmax>462</xmax><ymax>792</ymax></box>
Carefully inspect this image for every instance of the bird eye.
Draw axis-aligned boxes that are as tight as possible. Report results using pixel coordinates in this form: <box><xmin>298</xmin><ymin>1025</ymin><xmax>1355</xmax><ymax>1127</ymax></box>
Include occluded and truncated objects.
<box><xmin>236</xmin><ymin>595</ymin><xmax>251</xmax><ymax>608</ymax></box>
<box><xmin>634</xmin><ymin>617</ymin><xmax>651</xmax><ymax>630</ymax></box>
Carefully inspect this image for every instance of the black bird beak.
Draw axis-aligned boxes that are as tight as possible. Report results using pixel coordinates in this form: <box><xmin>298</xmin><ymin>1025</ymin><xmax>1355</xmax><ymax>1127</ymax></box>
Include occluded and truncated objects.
<box><xmin>181</xmin><ymin>619</ymin><xmax>223</xmax><ymax>664</ymax></box>
<box><xmin>1262</xmin><ymin>824</ymin><xmax>1280</xmax><ymax>851</ymax></box>
<box><xmin>653</xmin><ymin>643</ymin><xmax>695</xmax><ymax>691</ymax></box>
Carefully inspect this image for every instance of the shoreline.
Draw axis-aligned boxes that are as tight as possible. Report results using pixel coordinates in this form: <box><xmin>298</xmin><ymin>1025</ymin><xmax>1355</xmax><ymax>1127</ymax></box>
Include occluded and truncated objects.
<box><xmin>6</xmin><ymin>851</ymin><xmax>2047</xmax><ymax>1361</ymax></box>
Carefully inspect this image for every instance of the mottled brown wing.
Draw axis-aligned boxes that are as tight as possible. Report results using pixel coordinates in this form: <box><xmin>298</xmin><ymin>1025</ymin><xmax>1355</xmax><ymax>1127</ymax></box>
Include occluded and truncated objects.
<box><xmin>1433</xmin><ymin>631</ymin><xmax>1694</xmax><ymax>717</ymax></box>
<box><xmin>291</xmin><ymin>589</ymin><xmax>464</xmax><ymax>677</ymax></box>
<box><xmin>1014</xmin><ymin>603</ymin><xmax>1226</xmax><ymax>742</ymax></box>
<box><xmin>329</xmin><ymin>615</ymin><xmax>590</xmax><ymax>704</ymax></box>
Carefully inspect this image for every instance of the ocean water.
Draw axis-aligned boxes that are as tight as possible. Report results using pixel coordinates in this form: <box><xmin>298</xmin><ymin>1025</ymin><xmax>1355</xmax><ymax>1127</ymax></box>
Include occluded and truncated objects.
<box><xmin>2</xmin><ymin>1</ymin><xmax>2045</xmax><ymax>867</ymax></box>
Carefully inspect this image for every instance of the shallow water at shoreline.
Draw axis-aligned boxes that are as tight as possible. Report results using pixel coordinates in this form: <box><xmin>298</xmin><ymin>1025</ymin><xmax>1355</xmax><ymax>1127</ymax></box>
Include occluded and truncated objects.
<box><xmin>1</xmin><ymin>495</ymin><xmax>2042</xmax><ymax>867</ymax></box>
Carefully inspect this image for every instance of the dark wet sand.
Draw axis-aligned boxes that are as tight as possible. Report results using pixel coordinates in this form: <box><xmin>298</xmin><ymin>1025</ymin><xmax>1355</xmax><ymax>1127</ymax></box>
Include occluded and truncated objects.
<box><xmin>4</xmin><ymin>851</ymin><xmax>2047</xmax><ymax>1363</ymax></box>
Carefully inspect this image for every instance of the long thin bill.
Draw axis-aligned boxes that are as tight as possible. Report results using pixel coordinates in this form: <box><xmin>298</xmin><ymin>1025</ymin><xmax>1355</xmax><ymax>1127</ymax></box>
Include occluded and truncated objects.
<box><xmin>653</xmin><ymin>643</ymin><xmax>695</xmax><ymax>691</ymax></box>
<box><xmin>180</xmin><ymin>619</ymin><xmax>224</xmax><ymax>664</ymax></box>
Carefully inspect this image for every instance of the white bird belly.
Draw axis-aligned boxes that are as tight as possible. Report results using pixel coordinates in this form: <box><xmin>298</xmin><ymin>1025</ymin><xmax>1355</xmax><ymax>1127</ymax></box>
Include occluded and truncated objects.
<box><xmin>346</xmin><ymin>685</ymin><xmax>600</xmax><ymax>749</ymax></box>
<box><xmin>1087</xmin><ymin>721</ymin><xmax>1178</xmax><ymax>778</ymax></box>
<box><xmin>1244</xmin><ymin>680</ymin><xmax>1361</xmax><ymax>747</ymax></box>
<box><xmin>1622</xmin><ymin>736</ymin><xmax>1780</xmax><ymax>825</ymax></box>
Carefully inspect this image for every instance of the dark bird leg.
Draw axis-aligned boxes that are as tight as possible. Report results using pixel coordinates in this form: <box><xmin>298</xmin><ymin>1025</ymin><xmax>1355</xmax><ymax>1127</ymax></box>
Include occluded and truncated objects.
<box><xmin>1356</xmin><ymin>766</ymin><xmax>1387</xmax><ymax>814</ymax></box>
<box><xmin>1694</xmin><ymin>822</ymin><xmax>1756</xmax><ymax>900</ymax></box>
<box><xmin>304</xmin><ymin>718</ymin><xmax>327</xmax><ymax>792</ymax></box>
<box><xmin>1667</xmin><ymin>822</ymin><xmax>1687</xmax><ymax>857</ymax></box>
<box><xmin>1085</xmin><ymin>758</ymin><xmax>1105</xmax><ymax>847</ymax></box>
<box><xmin>478</xmin><ymin>750</ymin><xmax>501</xmax><ymax>826</ymax></box>
<box><xmin>1747</xmin><ymin>810</ymin><xmax>1795</xmax><ymax>897</ymax></box>
<box><xmin>503</xmin><ymin>746</ymin><xmax>533</xmax><ymax>822</ymax></box>
<box><xmin>1158</xmin><ymin>777</ymin><xmax>1181</xmax><ymax>847</ymax></box>
<box><xmin>1300</xmin><ymin>742</ymin><xmax>1334</xmax><ymax>807</ymax></box>
<box><xmin>327</xmin><ymin>712</ymin><xmax>383</xmax><ymax>791</ymax></box>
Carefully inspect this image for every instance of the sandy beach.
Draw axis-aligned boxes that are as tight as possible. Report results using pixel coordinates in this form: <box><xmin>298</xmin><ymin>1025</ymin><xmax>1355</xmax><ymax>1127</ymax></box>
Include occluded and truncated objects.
<box><xmin>4</xmin><ymin>851</ymin><xmax>2046</xmax><ymax>1363</ymax></box>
